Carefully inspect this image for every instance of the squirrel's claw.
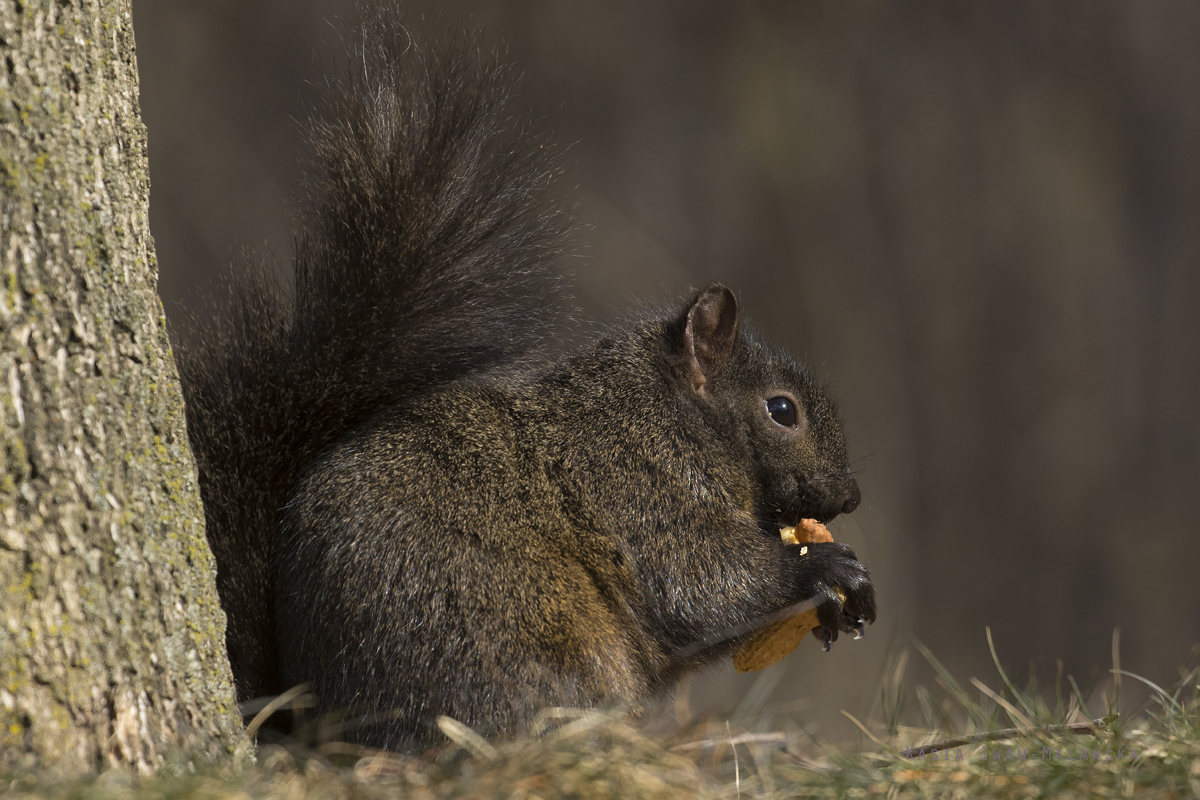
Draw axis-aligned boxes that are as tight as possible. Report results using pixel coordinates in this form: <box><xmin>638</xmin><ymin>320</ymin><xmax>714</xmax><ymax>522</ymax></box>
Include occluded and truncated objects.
<box><xmin>833</xmin><ymin>606</ymin><xmax>866</xmax><ymax>640</ymax></box>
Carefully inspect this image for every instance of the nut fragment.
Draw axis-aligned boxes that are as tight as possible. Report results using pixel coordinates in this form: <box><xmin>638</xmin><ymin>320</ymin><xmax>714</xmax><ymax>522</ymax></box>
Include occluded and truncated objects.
<box><xmin>779</xmin><ymin>518</ymin><xmax>834</xmax><ymax>546</ymax></box>
<box><xmin>733</xmin><ymin>519</ymin><xmax>841</xmax><ymax>673</ymax></box>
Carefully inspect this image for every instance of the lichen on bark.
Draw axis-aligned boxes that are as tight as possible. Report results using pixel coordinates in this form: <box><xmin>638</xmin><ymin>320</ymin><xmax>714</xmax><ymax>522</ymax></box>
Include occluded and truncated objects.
<box><xmin>0</xmin><ymin>0</ymin><xmax>247</xmax><ymax>773</ymax></box>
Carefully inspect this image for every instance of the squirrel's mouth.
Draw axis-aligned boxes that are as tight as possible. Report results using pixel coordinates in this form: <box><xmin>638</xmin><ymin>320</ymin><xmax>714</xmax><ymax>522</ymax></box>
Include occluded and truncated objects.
<box><xmin>759</xmin><ymin>508</ymin><xmax>804</xmax><ymax>539</ymax></box>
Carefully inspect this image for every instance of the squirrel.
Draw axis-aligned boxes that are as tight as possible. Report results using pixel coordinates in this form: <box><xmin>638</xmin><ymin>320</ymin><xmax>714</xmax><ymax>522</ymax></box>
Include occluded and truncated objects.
<box><xmin>177</xmin><ymin>11</ymin><xmax>876</xmax><ymax>753</ymax></box>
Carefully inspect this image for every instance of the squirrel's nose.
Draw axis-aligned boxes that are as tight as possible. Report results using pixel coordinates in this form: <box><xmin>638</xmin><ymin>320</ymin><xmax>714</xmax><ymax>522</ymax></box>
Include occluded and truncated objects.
<box><xmin>840</xmin><ymin>479</ymin><xmax>861</xmax><ymax>516</ymax></box>
<box><xmin>799</xmin><ymin>475</ymin><xmax>862</xmax><ymax>523</ymax></box>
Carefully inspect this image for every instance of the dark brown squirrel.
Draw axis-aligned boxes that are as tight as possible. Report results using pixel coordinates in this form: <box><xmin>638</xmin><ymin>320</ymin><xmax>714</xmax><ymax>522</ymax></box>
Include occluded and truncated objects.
<box><xmin>177</xmin><ymin>11</ymin><xmax>876</xmax><ymax>753</ymax></box>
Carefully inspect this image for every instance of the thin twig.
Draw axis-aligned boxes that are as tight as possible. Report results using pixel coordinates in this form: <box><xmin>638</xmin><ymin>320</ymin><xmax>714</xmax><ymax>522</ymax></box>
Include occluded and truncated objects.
<box><xmin>908</xmin><ymin>716</ymin><xmax>1113</xmax><ymax>753</ymax></box>
<box><xmin>673</xmin><ymin>732</ymin><xmax>789</xmax><ymax>752</ymax></box>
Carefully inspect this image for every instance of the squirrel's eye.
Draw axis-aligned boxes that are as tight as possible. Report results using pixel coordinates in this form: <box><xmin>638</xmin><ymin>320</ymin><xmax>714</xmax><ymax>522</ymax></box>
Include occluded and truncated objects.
<box><xmin>766</xmin><ymin>396</ymin><xmax>798</xmax><ymax>428</ymax></box>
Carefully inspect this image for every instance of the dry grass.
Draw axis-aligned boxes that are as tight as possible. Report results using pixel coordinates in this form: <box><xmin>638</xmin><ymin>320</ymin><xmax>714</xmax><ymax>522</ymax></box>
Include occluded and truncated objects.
<box><xmin>5</xmin><ymin>634</ymin><xmax>1199</xmax><ymax>799</ymax></box>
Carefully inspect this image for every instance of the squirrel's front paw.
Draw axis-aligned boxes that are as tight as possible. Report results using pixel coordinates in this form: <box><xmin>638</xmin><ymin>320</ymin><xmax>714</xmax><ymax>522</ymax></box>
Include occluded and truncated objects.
<box><xmin>788</xmin><ymin>541</ymin><xmax>876</xmax><ymax>651</ymax></box>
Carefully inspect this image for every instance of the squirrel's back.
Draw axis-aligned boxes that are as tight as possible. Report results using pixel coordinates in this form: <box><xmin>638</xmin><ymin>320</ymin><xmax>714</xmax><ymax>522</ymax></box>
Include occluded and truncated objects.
<box><xmin>178</xmin><ymin>16</ymin><xmax>570</xmax><ymax>703</ymax></box>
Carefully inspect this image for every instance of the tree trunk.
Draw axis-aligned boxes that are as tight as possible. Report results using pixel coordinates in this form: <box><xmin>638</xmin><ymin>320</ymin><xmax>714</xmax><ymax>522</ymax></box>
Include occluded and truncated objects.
<box><xmin>0</xmin><ymin>0</ymin><xmax>247</xmax><ymax>773</ymax></box>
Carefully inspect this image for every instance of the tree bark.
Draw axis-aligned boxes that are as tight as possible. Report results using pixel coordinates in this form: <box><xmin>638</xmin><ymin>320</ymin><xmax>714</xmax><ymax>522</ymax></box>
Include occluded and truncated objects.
<box><xmin>0</xmin><ymin>0</ymin><xmax>247</xmax><ymax>773</ymax></box>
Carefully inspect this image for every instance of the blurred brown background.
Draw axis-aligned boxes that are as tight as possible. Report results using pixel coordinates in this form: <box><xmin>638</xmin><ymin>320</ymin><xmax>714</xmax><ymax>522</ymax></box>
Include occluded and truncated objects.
<box><xmin>135</xmin><ymin>0</ymin><xmax>1200</xmax><ymax>736</ymax></box>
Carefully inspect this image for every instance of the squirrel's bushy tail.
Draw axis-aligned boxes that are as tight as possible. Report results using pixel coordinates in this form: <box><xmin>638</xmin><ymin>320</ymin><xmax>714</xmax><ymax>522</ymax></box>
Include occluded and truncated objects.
<box><xmin>178</xmin><ymin>14</ymin><xmax>569</xmax><ymax>702</ymax></box>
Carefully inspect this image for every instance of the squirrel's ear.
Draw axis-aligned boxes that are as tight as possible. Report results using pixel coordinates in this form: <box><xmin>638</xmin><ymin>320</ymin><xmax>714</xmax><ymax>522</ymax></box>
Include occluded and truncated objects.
<box><xmin>684</xmin><ymin>283</ymin><xmax>739</xmax><ymax>394</ymax></box>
